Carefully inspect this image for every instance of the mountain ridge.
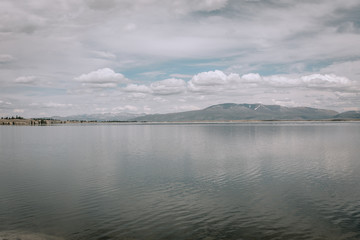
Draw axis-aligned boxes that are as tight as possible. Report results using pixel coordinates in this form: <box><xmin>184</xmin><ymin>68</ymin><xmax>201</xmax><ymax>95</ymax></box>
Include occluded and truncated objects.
<box><xmin>130</xmin><ymin>103</ymin><xmax>358</xmax><ymax>122</ymax></box>
<box><xmin>51</xmin><ymin>112</ymin><xmax>145</xmax><ymax>121</ymax></box>
<box><xmin>48</xmin><ymin>103</ymin><xmax>360</xmax><ymax>122</ymax></box>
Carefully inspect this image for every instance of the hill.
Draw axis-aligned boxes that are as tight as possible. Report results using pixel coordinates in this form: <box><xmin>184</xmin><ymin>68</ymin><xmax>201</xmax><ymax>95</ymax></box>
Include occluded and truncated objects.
<box><xmin>334</xmin><ymin>111</ymin><xmax>360</xmax><ymax>120</ymax></box>
<box><xmin>131</xmin><ymin>103</ymin><xmax>340</xmax><ymax>122</ymax></box>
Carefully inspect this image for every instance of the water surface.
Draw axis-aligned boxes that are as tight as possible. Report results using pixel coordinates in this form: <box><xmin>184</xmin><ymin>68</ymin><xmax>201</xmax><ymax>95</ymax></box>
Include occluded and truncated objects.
<box><xmin>1</xmin><ymin>122</ymin><xmax>360</xmax><ymax>239</ymax></box>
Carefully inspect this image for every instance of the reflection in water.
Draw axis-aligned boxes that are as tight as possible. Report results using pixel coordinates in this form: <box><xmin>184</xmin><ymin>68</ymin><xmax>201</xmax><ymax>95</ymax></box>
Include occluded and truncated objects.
<box><xmin>0</xmin><ymin>123</ymin><xmax>360</xmax><ymax>240</ymax></box>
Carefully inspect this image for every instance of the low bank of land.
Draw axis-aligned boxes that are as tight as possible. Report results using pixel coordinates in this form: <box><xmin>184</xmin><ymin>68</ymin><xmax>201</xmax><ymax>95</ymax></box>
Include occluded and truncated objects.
<box><xmin>1</xmin><ymin>118</ymin><xmax>360</xmax><ymax>126</ymax></box>
<box><xmin>0</xmin><ymin>118</ymin><xmax>66</xmax><ymax>125</ymax></box>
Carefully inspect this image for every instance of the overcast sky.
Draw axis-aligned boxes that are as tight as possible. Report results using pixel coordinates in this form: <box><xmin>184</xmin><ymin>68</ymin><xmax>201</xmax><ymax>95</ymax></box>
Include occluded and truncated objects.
<box><xmin>1</xmin><ymin>0</ymin><xmax>360</xmax><ymax>117</ymax></box>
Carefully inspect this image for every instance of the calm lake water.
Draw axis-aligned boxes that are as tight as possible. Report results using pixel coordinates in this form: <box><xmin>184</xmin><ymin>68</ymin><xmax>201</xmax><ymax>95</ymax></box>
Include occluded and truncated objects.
<box><xmin>1</xmin><ymin>122</ymin><xmax>360</xmax><ymax>240</ymax></box>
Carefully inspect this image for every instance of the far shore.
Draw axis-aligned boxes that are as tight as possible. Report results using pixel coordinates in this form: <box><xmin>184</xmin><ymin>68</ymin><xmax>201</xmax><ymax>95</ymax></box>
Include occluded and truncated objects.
<box><xmin>0</xmin><ymin>118</ymin><xmax>74</xmax><ymax>125</ymax></box>
<box><xmin>1</xmin><ymin>118</ymin><xmax>360</xmax><ymax>126</ymax></box>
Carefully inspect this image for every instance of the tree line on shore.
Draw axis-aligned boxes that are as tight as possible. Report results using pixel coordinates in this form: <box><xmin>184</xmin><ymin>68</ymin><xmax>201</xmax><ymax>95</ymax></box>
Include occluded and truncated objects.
<box><xmin>1</xmin><ymin>115</ymin><xmax>24</xmax><ymax>120</ymax></box>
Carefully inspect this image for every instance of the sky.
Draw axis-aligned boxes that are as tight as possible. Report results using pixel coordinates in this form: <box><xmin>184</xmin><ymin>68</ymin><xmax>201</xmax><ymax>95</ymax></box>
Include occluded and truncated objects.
<box><xmin>1</xmin><ymin>0</ymin><xmax>360</xmax><ymax>117</ymax></box>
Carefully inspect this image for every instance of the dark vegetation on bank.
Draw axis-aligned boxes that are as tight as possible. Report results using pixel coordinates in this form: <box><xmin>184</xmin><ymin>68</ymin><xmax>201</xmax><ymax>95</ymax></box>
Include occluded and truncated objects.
<box><xmin>0</xmin><ymin>117</ymin><xmax>139</xmax><ymax>125</ymax></box>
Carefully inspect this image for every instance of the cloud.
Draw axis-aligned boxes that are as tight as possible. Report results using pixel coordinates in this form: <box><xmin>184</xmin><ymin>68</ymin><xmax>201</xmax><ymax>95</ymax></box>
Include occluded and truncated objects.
<box><xmin>14</xmin><ymin>76</ymin><xmax>38</xmax><ymax>84</ymax></box>
<box><xmin>194</xmin><ymin>0</ymin><xmax>228</xmax><ymax>11</ymax></box>
<box><xmin>75</xmin><ymin>68</ymin><xmax>129</xmax><ymax>88</ymax></box>
<box><xmin>112</xmin><ymin>105</ymin><xmax>138</xmax><ymax>112</ymax></box>
<box><xmin>124</xmin><ymin>23</ymin><xmax>137</xmax><ymax>31</ymax></box>
<box><xmin>272</xmin><ymin>98</ymin><xmax>296</xmax><ymax>107</ymax></box>
<box><xmin>43</xmin><ymin>102</ymin><xmax>73</xmax><ymax>108</ymax></box>
<box><xmin>75</xmin><ymin>68</ymin><xmax>127</xmax><ymax>83</ymax></box>
<box><xmin>258</xmin><ymin>73</ymin><xmax>355</xmax><ymax>90</ymax></box>
<box><xmin>171</xmin><ymin>0</ymin><xmax>228</xmax><ymax>13</ymax></box>
<box><xmin>191</xmin><ymin>70</ymin><xmax>227</xmax><ymax>86</ymax></box>
<box><xmin>175</xmin><ymin>105</ymin><xmax>201</xmax><ymax>112</ymax></box>
<box><xmin>262</xmin><ymin>73</ymin><xmax>356</xmax><ymax>91</ymax></box>
<box><xmin>187</xmin><ymin>70</ymin><xmax>357</xmax><ymax>94</ymax></box>
<box><xmin>188</xmin><ymin>70</ymin><xmax>243</xmax><ymax>92</ymax></box>
<box><xmin>91</xmin><ymin>51</ymin><xmax>116</xmax><ymax>60</ymax></box>
<box><xmin>169</xmin><ymin>73</ymin><xmax>193</xmax><ymax>79</ymax></box>
<box><xmin>153</xmin><ymin>97</ymin><xmax>168</xmax><ymax>103</ymax></box>
<box><xmin>0</xmin><ymin>54</ymin><xmax>15</xmax><ymax>63</ymax></box>
<box><xmin>85</xmin><ymin>0</ymin><xmax>116</xmax><ymax>11</ymax></box>
<box><xmin>13</xmin><ymin>109</ymin><xmax>24</xmax><ymax>113</ymax></box>
<box><xmin>0</xmin><ymin>1</ymin><xmax>52</xmax><ymax>34</ymax></box>
<box><xmin>241</xmin><ymin>73</ymin><xmax>262</xmax><ymax>83</ymax></box>
<box><xmin>0</xmin><ymin>100</ymin><xmax>11</xmax><ymax>105</ymax></box>
<box><xmin>82</xmin><ymin>83</ymin><xmax>118</xmax><ymax>88</ymax></box>
<box><xmin>188</xmin><ymin>70</ymin><xmax>226</xmax><ymax>92</ymax></box>
<box><xmin>123</xmin><ymin>84</ymin><xmax>152</xmax><ymax>93</ymax></box>
<box><xmin>301</xmin><ymin>74</ymin><xmax>350</xmax><ymax>85</ymax></box>
<box><xmin>150</xmin><ymin>78</ymin><xmax>186</xmax><ymax>95</ymax></box>
<box><xmin>319</xmin><ymin>60</ymin><xmax>360</xmax><ymax>81</ymax></box>
<box><xmin>85</xmin><ymin>0</ymin><xmax>229</xmax><ymax>15</ymax></box>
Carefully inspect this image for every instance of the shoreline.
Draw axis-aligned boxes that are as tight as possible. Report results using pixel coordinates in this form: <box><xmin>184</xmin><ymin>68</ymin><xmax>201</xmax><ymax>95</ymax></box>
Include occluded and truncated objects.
<box><xmin>1</xmin><ymin>118</ymin><xmax>360</xmax><ymax>126</ymax></box>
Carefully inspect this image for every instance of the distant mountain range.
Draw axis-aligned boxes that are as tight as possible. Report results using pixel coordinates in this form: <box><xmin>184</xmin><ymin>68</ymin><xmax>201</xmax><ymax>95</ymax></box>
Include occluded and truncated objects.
<box><xmin>52</xmin><ymin>103</ymin><xmax>360</xmax><ymax>122</ymax></box>
<box><xmin>130</xmin><ymin>103</ymin><xmax>360</xmax><ymax>122</ymax></box>
<box><xmin>334</xmin><ymin>111</ymin><xmax>360</xmax><ymax>119</ymax></box>
<box><xmin>52</xmin><ymin>112</ymin><xmax>145</xmax><ymax>121</ymax></box>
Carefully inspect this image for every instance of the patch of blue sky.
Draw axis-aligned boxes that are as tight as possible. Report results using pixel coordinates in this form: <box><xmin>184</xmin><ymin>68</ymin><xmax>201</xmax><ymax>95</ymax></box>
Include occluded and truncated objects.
<box><xmin>252</xmin><ymin>57</ymin><xmax>360</xmax><ymax>76</ymax></box>
<box><xmin>306</xmin><ymin>56</ymin><xmax>360</xmax><ymax>72</ymax></box>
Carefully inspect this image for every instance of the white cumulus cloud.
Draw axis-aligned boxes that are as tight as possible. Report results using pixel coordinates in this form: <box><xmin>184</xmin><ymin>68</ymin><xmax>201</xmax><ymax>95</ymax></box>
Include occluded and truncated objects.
<box><xmin>75</xmin><ymin>68</ymin><xmax>129</xmax><ymax>88</ymax></box>
<box><xmin>188</xmin><ymin>70</ymin><xmax>243</xmax><ymax>92</ymax></box>
<box><xmin>241</xmin><ymin>73</ymin><xmax>262</xmax><ymax>83</ymax></box>
<box><xmin>191</xmin><ymin>70</ymin><xmax>228</xmax><ymax>86</ymax></box>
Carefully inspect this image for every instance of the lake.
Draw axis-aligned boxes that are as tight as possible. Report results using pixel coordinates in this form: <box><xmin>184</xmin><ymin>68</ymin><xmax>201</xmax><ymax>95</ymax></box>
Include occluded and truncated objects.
<box><xmin>0</xmin><ymin>122</ymin><xmax>360</xmax><ymax>240</ymax></box>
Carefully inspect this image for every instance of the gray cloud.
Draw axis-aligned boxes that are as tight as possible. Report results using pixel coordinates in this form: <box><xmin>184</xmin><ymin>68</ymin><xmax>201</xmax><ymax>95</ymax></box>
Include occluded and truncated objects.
<box><xmin>43</xmin><ymin>102</ymin><xmax>73</xmax><ymax>108</ymax></box>
<box><xmin>320</xmin><ymin>60</ymin><xmax>360</xmax><ymax>82</ymax></box>
<box><xmin>14</xmin><ymin>76</ymin><xmax>38</xmax><ymax>85</ymax></box>
<box><xmin>123</xmin><ymin>84</ymin><xmax>152</xmax><ymax>94</ymax></box>
<box><xmin>150</xmin><ymin>78</ymin><xmax>187</xmax><ymax>95</ymax></box>
<box><xmin>85</xmin><ymin>0</ymin><xmax>117</xmax><ymax>11</ymax></box>
<box><xmin>0</xmin><ymin>54</ymin><xmax>15</xmax><ymax>63</ymax></box>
